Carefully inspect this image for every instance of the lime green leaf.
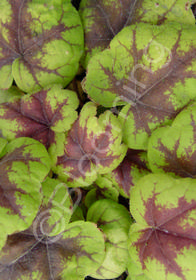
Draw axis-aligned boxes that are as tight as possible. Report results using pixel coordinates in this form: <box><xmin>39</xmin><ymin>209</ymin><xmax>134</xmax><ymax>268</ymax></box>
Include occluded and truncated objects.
<box><xmin>0</xmin><ymin>221</ymin><xmax>105</xmax><ymax>279</ymax></box>
<box><xmin>79</xmin><ymin>0</ymin><xmax>195</xmax><ymax>67</ymax></box>
<box><xmin>0</xmin><ymin>137</ymin><xmax>7</xmax><ymax>157</ymax></box>
<box><xmin>84</xmin><ymin>179</ymin><xmax>119</xmax><ymax>209</ymax></box>
<box><xmin>83</xmin><ymin>22</ymin><xmax>196</xmax><ymax>149</ymax></box>
<box><xmin>87</xmin><ymin>199</ymin><xmax>132</xmax><ymax>279</ymax></box>
<box><xmin>148</xmin><ymin>102</ymin><xmax>196</xmax><ymax>178</ymax></box>
<box><xmin>52</xmin><ymin>102</ymin><xmax>127</xmax><ymax>187</ymax></box>
<box><xmin>0</xmin><ymin>87</ymin><xmax>23</xmax><ymax>104</ymax></box>
<box><xmin>0</xmin><ymin>85</ymin><xmax>79</xmax><ymax>150</ymax></box>
<box><xmin>69</xmin><ymin>205</ymin><xmax>85</xmax><ymax>222</ymax></box>
<box><xmin>0</xmin><ymin>137</ymin><xmax>51</xmax><ymax>249</ymax></box>
<box><xmin>0</xmin><ymin>0</ymin><xmax>84</xmax><ymax>92</ymax></box>
<box><xmin>100</xmin><ymin>149</ymin><xmax>150</xmax><ymax>198</ymax></box>
<box><xmin>132</xmin><ymin>0</ymin><xmax>196</xmax><ymax>25</ymax></box>
<box><xmin>128</xmin><ymin>174</ymin><xmax>196</xmax><ymax>280</ymax></box>
<box><xmin>33</xmin><ymin>177</ymin><xmax>73</xmax><ymax>238</ymax></box>
<box><xmin>127</xmin><ymin>259</ymin><xmax>151</xmax><ymax>280</ymax></box>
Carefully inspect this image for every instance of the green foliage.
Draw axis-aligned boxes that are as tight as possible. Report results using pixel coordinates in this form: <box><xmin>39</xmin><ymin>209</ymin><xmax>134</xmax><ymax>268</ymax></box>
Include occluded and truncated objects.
<box><xmin>0</xmin><ymin>221</ymin><xmax>106</xmax><ymax>279</ymax></box>
<box><xmin>52</xmin><ymin>102</ymin><xmax>127</xmax><ymax>187</ymax></box>
<box><xmin>148</xmin><ymin>102</ymin><xmax>196</xmax><ymax>178</ymax></box>
<box><xmin>87</xmin><ymin>199</ymin><xmax>132</xmax><ymax>279</ymax></box>
<box><xmin>0</xmin><ymin>137</ymin><xmax>51</xmax><ymax>250</ymax></box>
<box><xmin>0</xmin><ymin>1</ymin><xmax>196</xmax><ymax>279</ymax></box>
<box><xmin>83</xmin><ymin>22</ymin><xmax>196</xmax><ymax>149</ymax></box>
<box><xmin>79</xmin><ymin>0</ymin><xmax>195</xmax><ymax>67</ymax></box>
<box><xmin>128</xmin><ymin>173</ymin><xmax>196</xmax><ymax>280</ymax></box>
<box><xmin>0</xmin><ymin>0</ymin><xmax>84</xmax><ymax>93</ymax></box>
<box><xmin>0</xmin><ymin>84</ymin><xmax>79</xmax><ymax>150</ymax></box>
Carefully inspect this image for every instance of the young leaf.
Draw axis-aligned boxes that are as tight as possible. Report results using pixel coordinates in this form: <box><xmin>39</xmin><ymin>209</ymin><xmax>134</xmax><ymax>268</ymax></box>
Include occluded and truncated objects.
<box><xmin>79</xmin><ymin>0</ymin><xmax>195</xmax><ymax>67</ymax></box>
<box><xmin>52</xmin><ymin>102</ymin><xmax>127</xmax><ymax>187</ymax></box>
<box><xmin>0</xmin><ymin>221</ymin><xmax>105</xmax><ymax>280</ymax></box>
<box><xmin>0</xmin><ymin>87</ymin><xmax>23</xmax><ymax>104</ymax></box>
<box><xmin>0</xmin><ymin>137</ymin><xmax>51</xmax><ymax>249</ymax></box>
<box><xmin>87</xmin><ymin>199</ymin><xmax>132</xmax><ymax>279</ymax></box>
<box><xmin>128</xmin><ymin>174</ymin><xmax>196</xmax><ymax>280</ymax></box>
<box><xmin>84</xmin><ymin>179</ymin><xmax>119</xmax><ymax>209</ymax></box>
<box><xmin>0</xmin><ymin>85</ymin><xmax>79</xmax><ymax>149</ymax></box>
<box><xmin>148</xmin><ymin>102</ymin><xmax>196</xmax><ymax>178</ymax></box>
<box><xmin>69</xmin><ymin>205</ymin><xmax>85</xmax><ymax>222</ymax></box>
<box><xmin>83</xmin><ymin>22</ymin><xmax>196</xmax><ymax>149</ymax></box>
<box><xmin>0</xmin><ymin>0</ymin><xmax>84</xmax><ymax>92</ymax></box>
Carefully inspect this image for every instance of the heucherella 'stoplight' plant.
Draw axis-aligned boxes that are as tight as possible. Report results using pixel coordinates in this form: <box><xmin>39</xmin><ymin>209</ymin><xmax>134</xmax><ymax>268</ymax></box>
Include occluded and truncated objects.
<box><xmin>83</xmin><ymin>22</ymin><xmax>196</xmax><ymax>149</ymax></box>
<box><xmin>148</xmin><ymin>101</ymin><xmax>196</xmax><ymax>178</ymax></box>
<box><xmin>0</xmin><ymin>176</ymin><xmax>106</xmax><ymax>280</ymax></box>
<box><xmin>84</xmin><ymin>177</ymin><xmax>119</xmax><ymax>209</ymax></box>
<box><xmin>87</xmin><ymin>199</ymin><xmax>132</xmax><ymax>279</ymax></box>
<box><xmin>0</xmin><ymin>0</ymin><xmax>84</xmax><ymax>93</ymax></box>
<box><xmin>0</xmin><ymin>221</ymin><xmax>106</xmax><ymax>280</ymax></box>
<box><xmin>96</xmin><ymin>149</ymin><xmax>151</xmax><ymax>198</ymax></box>
<box><xmin>79</xmin><ymin>0</ymin><xmax>195</xmax><ymax>67</ymax></box>
<box><xmin>0</xmin><ymin>86</ymin><xmax>23</xmax><ymax>103</ymax></box>
<box><xmin>34</xmin><ymin>176</ymin><xmax>74</xmax><ymax>237</ymax></box>
<box><xmin>128</xmin><ymin>173</ymin><xmax>196</xmax><ymax>280</ymax></box>
<box><xmin>126</xmin><ymin>259</ymin><xmax>150</xmax><ymax>280</ymax></box>
<box><xmin>0</xmin><ymin>137</ymin><xmax>51</xmax><ymax>250</ymax></box>
<box><xmin>0</xmin><ymin>84</ymin><xmax>79</xmax><ymax>150</ymax></box>
<box><xmin>51</xmin><ymin>102</ymin><xmax>127</xmax><ymax>187</ymax></box>
<box><xmin>0</xmin><ymin>0</ymin><xmax>196</xmax><ymax>280</ymax></box>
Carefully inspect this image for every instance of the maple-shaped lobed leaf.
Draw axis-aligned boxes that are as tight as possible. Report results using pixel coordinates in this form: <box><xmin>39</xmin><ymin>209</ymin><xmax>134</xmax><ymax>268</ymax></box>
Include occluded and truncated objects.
<box><xmin>148</xmin><ymin>102</ymin><xmax>196</xmax><ymax>178</ymax></box>
<box><xmin>79</xmin><ymin>0</ymin><xmax>195</xmax><ymax>67</ymax></box>
<box><xmin>83</xmin><ymin>22</ymin><xmax>196</xmax><ymax>149</ymax></box>
<box><xmin>87</xmin><ymin>199</ymin><xmax>132</xmax><ymax>279</ymax></box>
<box><xmin>0</xmin><ymin>137</ymin><xmax>51</xmax><ymax>251</ymax></box>
<box><xmin>52</xmin><ymin>102</ymin><xmax>127</xmax><ymax>187</ymax></box>
<box><xmin>0</xmin><ymin>85</ymin><xmax>79</xmax><ymax>150</ymax></box>
<box><xmin>0</xmin><ymin>0</ymin><xmax>84</xmax><ymax>92</ymax></box>
<box><xmin>0</xmin><ymin>220</ymin><xmax>105</xmax><ymax>280</ymax></box>
<box><xmin>128</xmin><ymin>173</ymin><xmax>196</xmax><ymax>280</ymax></box>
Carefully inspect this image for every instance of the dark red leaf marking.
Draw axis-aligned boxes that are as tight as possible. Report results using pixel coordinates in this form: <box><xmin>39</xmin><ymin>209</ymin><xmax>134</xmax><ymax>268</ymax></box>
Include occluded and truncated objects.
<box><xmin>91</xmin><ymin>25</ymin><xmax>196</xmax><ymax>138</ymax></box>
<box><xmin>134</xmin><ymin>190</ymin><xmax>196</xmax><ymax>279</ymax></box>
<box><xmin>81</xmin><ymin>0</ymin><xmax>194</xmax><ymax>65</ymax></box>
<box><xmin>57</xmin><ymin>119</ymin><xmax>117</xmax><ymax>181</ymax></box>
<box><xmin>0</xmin><ymin>144</ymin><xmax>41</xmax><ymax>216</ymax></box>
<box><xmin>0</xmin><ymin>0</ymin><xmax>81</xmax><ymax>88</ymax></box>
<box><xmin>156</xmin><ymin>139</ymin><xmax>196</xmax><ymax>178</ymax></box>
<box><xmin>131</xmin><ymin>0</ymin><xmax>181</xmax><ymax>25</ymax></box>
<box><xmin>0</xmin><ymin>225</ymin><xmax>99</xmax><ymax>279</ymax></box>
<box><xmin>112</xmin><ymin>149</ymin><xmax>150</xmax><ymax>196</ymax></box>
<box><xmin>0</xmin><ymin>88</ymin><xmax>73</xmax><ymax>149</ymax></box>
<box><xmin>155</xmin><ymin>114</ymin><xmax>196</xmax><ymax>177</ymax></box>
<box><xmin>80</xmin><ymin>0</ymin><xmax>133</xmax><ymax>61</ymax></box>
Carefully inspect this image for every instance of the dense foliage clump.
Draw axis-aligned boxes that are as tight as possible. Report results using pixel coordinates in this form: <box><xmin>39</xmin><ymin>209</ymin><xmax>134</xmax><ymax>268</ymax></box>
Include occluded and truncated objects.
<box><xmin>0</xmin><ymin>1</ymin><xmax>196</xmax><ymax>280</ymax></box>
